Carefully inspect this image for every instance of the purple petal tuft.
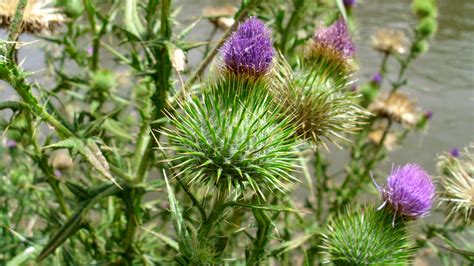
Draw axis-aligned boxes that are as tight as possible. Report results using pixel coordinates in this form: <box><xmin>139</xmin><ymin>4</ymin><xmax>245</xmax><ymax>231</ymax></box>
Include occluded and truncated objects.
<box><xmin>450</xmin><ymin>148</ymin><xmax>460</xmax><ymax>158</ymax></box>
<box><xmin>313</xmin><ymin>18</ymin><xmax>355</xmax><ymax>58</ymax></box>
<box><xmin>220</xmin><ymin>17</ymin><xmax>274</xmax><ymax>77</ymax></box>
<box><xmin>343</xmin><ymin>0</ymin><xmax>357</xmax><ymax>7</ymax></box>
<box><xmin>382</xmin><ymin>164</ymin><xmax>435</xmax><ymax>218</ymax></box>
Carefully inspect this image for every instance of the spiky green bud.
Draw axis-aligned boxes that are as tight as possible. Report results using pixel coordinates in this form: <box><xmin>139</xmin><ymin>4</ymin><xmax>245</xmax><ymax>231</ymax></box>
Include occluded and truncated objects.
<box><xmin>91</xmin><ymin>69</ymin><xmax>116</xmax><ymax>93</ymax></box>
<box><xmin>412</xmin><ymin>40</ymin><xmax>429</xmax><ymax>56</ymax></box>
<box><xmin>164</xmin><ymin>80</ymin><xmax>299</xmax><ymax>199</ymax></box>
<box><xmin>321</xmin><ymin>206</ymin><xmax>414</xmax><ymax>265</ymax></box>
<box><xmin>412</xmin><ymin>0</ymin><xmax>438</xmax><ymax>18</ymax></box>
<box><xmin>417</xmin><ymin>17</ymin><xmax>437</xmax><ymax>39</ymax></box>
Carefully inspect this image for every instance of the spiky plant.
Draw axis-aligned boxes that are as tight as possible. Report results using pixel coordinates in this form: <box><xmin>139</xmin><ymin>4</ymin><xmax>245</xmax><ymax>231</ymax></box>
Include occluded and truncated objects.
<box><xmin>321</xmin><ymin>205</ymin><xmax>414</xmax><ymax>265</ymax></box>
<box><xmin>163</xmin><ymin>80</ymin><xmax>299</xmax><ymax>199</ymax></box>
<box><xmin>437</xmin><ymin>144</ymin><xmax>474</xmax><ymax>224</ymax></box>
<box><xmin>272</xmin><ymin>54</ymin><xmax>368</xmax><ymax>149</ymax></box>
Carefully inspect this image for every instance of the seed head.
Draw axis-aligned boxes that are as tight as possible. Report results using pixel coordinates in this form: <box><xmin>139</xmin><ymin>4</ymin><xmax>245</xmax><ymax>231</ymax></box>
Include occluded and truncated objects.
<box><xmin>438</xmin><ymin>145</ymin><xmax>474</xmax><ymax>224</ymax></box>
<box><xmin>0</xmin><ymin>0</ymin><xmax>65</xmax><ymax>34</ymax></box>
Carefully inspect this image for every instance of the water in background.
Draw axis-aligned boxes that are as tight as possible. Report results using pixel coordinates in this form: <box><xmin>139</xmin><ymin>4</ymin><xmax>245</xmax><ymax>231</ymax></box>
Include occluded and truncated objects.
<box><xmin>1</xmin><ymin>0</ymin><xmax>473</xmax><ymax>175</ymax></box>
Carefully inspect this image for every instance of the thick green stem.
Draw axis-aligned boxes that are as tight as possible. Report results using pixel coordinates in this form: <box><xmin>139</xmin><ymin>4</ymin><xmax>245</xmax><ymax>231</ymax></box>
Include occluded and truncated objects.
<box><xmin>247</xmin><ymin>208</ymin><xmax>272</xmax><ymax>265</ymax></box>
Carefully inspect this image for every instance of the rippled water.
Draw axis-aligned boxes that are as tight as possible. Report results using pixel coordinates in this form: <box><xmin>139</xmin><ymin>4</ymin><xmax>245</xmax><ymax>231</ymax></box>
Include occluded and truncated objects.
<box><xmin>354</xmin><ymin>0</ymin><xmax>474</xmax><ymax>173</ymax></box>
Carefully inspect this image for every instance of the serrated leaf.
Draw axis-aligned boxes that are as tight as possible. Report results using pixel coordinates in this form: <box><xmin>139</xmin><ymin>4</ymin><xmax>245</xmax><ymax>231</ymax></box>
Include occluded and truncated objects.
<box><xmin>177</xmin><ymin>17</ymin><xmax>201</xmax><ymax>40</ymax></box>
<box><xmin>124</xmin><ymin>0</ymin><xmax>145</xmax><ymax>38</ymax></box>
<box><xmin>65</xmin><ymin>181</ymin><xmax>90</xmax><ymax>201</ymax></box>
<box><xmin>38</xmin><ymin>184</ymin><xmax>122</xmax><ymax>261</ymax></box>
<box><xmin>269</xmin><ymin>232</ymin><xmax>317</xmax><ymax>257</ymax></box>
<box><xmin>81</xmin><ymin>139</ymin><xmax>122</xmax><ymax>189</ymax></box>
<box><xmin>162</xmin><ymin>170</ymin><xmax>186</xmax><ymax>238</ymax></box>
<box><xmin>6</xmin><ymin>246</ymin><xmax>39</xmax><ymax>266</ymax></box>
<box><xmin>103</xmin><ymin>119</ymin><xmax>133</xmax><ymax>140</ymax></box>
<box><xmin>141</xmin><ymin>226</ymin><xmax>179</xmax><ymax>251</ymax></box>
<box><xmin>43</xmin><ymin>138</ymin><xmax>82</xmax><ymax>150</ymax></box>
<box><xmin>230</xmin><ymin>202</ymin><xmax>309</xmax><ymax>213</ymax></box>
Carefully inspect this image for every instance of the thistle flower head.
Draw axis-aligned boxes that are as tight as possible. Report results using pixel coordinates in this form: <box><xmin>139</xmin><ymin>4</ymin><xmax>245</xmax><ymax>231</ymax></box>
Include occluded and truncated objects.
<box><xmin>377</xmin><ymin>164</ymin><xmax>435</xmax><ymax>218</ymax></box>
<box><xmin>372</xmin><ymin>28</ymin><xmax>408</xmax><ymax>54</ymax></box>
<box><xmin>437</xmin><ymin>145</ymin><xmax>474</xmax><ymax>224</ymax></box>
<box><xmin>450</xmin><ymin>148</ymin><xmax>460</xmax><ymax>158</ymax></box>
<box><xmin>0</xmin><ymin>0</ymin><xmax>65</xmax><ymax>34</ymax></box>
<box><xmin>322</xmin><ymin>206</ymin><xmax>413</xmax><ymax>265</ymax></box>
<box><xmin>343</xmin><ymin>0</ymin><xmax>357</xmax><ymax>8</ymax></box>
<box><xmin>313</xmin><ymin>18</ymin><xmax>355</xmax><ymax>59</ymax></box>
<box><xmin>5</xmin><ymin>139</ymin><xmax>17</xmax><ymax>149</ymax></box>
<box><xmin>369</xmin><ymin>91</ymin><xmax>421</xmax><ymax>127</ymax></box>
<box><xmin>164</xmin><ymin>80</ymin><xmax>298</xmax><ymax>199</ymax></box>
<box><xmin>371</xmin><ymin>72</ymin><xmax>382</xmax><ymax>85</ymax></box>
<box><xmin>306</xmin><ymin>19</ymin><xmax>355</xmax><ymax>77</ymax></box>
<box><xmin>424</xmin><ymin>110</ymin><xmax>433</xmax><ymax>120</ymax></box>
<box><xmin>272</xmin><ymin>56</ymin><xmax>368</xmax><ymax>149</ymax></box>
<box><xmin>220</xmin><ymin>17</ymin><xmax>274</xmax><ymax>78</ymax></box>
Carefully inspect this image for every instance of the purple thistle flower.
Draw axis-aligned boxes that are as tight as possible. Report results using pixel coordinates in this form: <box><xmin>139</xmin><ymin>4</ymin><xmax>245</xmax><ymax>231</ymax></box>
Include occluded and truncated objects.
<box><xmin>424</xmin><ymin>110</ymin><xmax>433</xmax><ymax>120</ymax></box>
<box><xmin>313</xmin><ymin>18</ymin><xmax>355</xmax><ymax>59</ymax></box>
<box><xmin>372</xmin><ymin>72</ymin><xmax>382</xmax><ymax>85</ymax></box>
<box><xmin>220</xmin><ymin>17</ymin><xmax>274</xmax><ymax>77</ymax></box>
<box><xmin>374</xmin><ymin>164</ymin><xmax>435</xmax><ymax>218</ymax></box>
<box><xmin>450</xmin><ymin>148</ymin><xmax>460</xmax><ymax>158</ymax></box>
<box><xmin>6</xmin><ymin>139</ymin><xmax>17</xmax><ymax>148</ymax></box>
<box><xmin>343</xmin><ymin>0</ymin><xmax>357</xmax><ymax>7</ymax></box>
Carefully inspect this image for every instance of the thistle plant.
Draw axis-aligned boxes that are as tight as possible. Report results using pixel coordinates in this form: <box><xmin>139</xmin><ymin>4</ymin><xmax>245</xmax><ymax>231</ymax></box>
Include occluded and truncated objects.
<box><xmin>0</xmin><ymin>0</ymin><xmax>470</xmax><ymax>265</ymax></box>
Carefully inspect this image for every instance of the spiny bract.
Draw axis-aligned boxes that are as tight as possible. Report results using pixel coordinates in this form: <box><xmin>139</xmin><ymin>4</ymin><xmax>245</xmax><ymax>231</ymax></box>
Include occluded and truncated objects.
<box><xmin>164</xmin><ymin>80</ymin><xmax>299</xmax><ymax>199</ymax></box>
<box><xmin>321</xmin><ymin>206</ymin><xmax>413</xmax><ymax>265</ymax></box>
<box><xmin>272</xmin><ymin>56</ymin><xmax>368</xmax><ymax>149</ymax></box>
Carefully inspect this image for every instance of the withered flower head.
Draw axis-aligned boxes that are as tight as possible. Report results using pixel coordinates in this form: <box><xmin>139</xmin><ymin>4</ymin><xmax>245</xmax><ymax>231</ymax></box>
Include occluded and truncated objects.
<box><xmin>369</xmin><ymin>91</ymin><xmax>420</xmax><ymax>127</ymax></box>
<box><xmin>0</xmin><ymin>0</ymin><xmax>65</xmax><ymax>34</ymax></box>
<box><xmin>437</xmin><ymin>144</ymin><xmax>474</xmax><ymax>224</ymax></box>
<box><xmin>202</xmin><ymin>5</ymin><xmax>236</xmax><ymax>30</ymax></box>
<box><xmin>371</xmin><ymin>28</ymin><xmax>408</xmax><ymax>54</ymax></box>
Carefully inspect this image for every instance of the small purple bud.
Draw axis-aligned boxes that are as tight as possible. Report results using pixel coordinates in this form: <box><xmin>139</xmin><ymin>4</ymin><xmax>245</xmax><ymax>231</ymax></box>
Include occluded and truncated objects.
<box><xmin>343</xmin><ymin>0</ymin><xmax>357</xmax><ymax>7</ymax></box>
<box><xmin>424</xmin><ymin>110</ymin><xmax>433</xmax><ymax>120</ymax></box>
<box><xmin>220</xmin><ymin>17</ymin><xmax>274</xmax><ymax>77</ymax></box>
<box><xmin>6</xmin><ymin>139</ymin><xmax>17</xmax><ymax>149</ymax></box>
<box><xmin>376</xmin><ymin>164</ymin><xmax>435</xmax><ymax>218</ymax></box>
<box><xmin>450</xmin><ymin>148</ymin><xmax>460</xmax><ymax>158</ymax></box>
<box><xmin>54</xmin><ymin>169</ymin><xmax>62</xmax><ymax>177</ymax></box>
<box><xmin>313</xmin><ymin>18</ymin><xmax>355</xmax><ymax>59</ymax></box>
<box><xmin>349</xmin><ymin>84</ymin><xmax>357</xmax><ymax>92</ymax></box>
<box><xmin>87</xmin><ymin>47</ymin><xmax>93</xmax><ymax>56</ymax></box>
<box><xmin>371</xmin><ymin>72</ymin><xmax>382</xmax><ymax>85</ymax></box>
